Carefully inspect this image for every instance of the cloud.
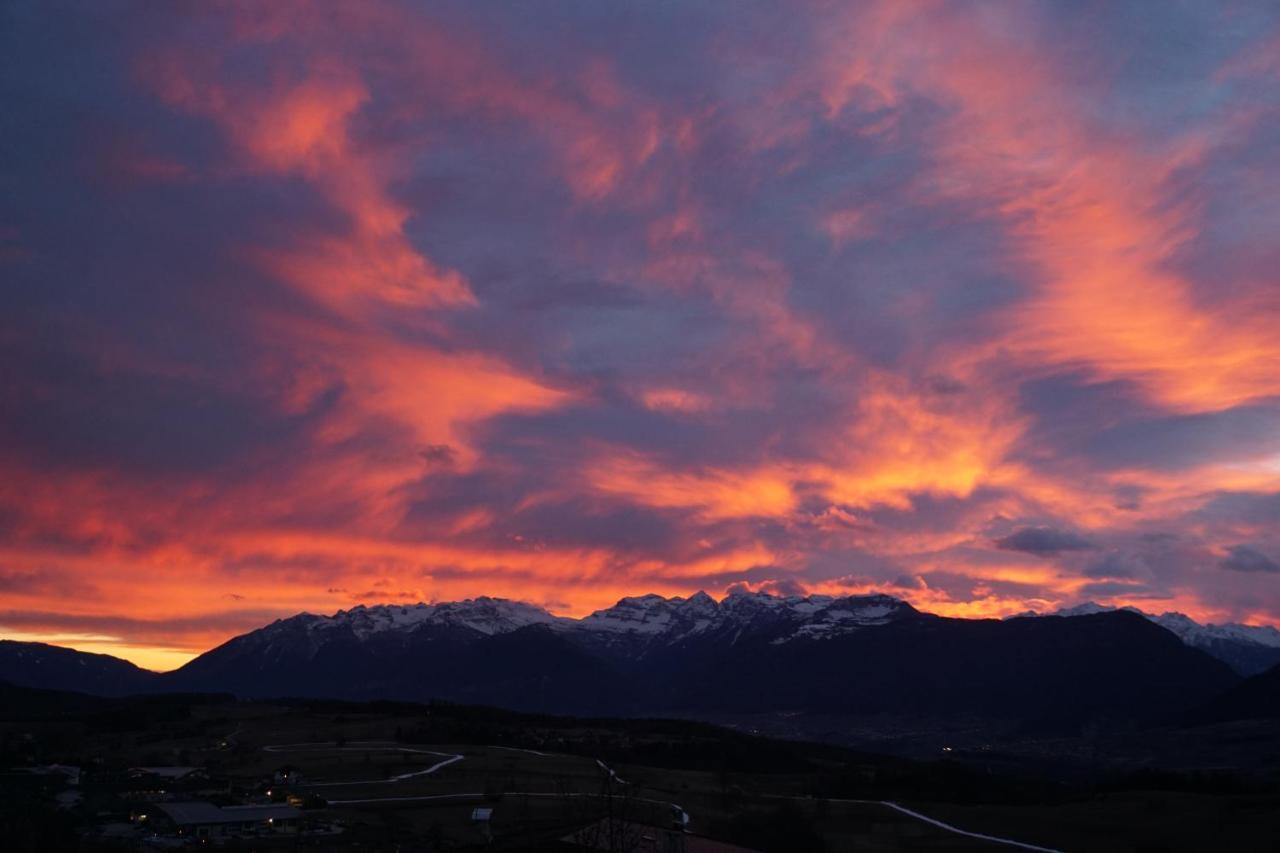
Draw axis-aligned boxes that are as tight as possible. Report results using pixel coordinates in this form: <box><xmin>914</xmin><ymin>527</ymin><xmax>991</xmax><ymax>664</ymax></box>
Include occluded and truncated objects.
<box><xmin>1075</xmin><ymin>581</ymin><xmax>1173</xmax><ymax>601</ymax></box>
<box><xmin>725</xmin><ymin>577</ymin><xmax>808</xmax><ymax>598</ymax></box>
<box><xmin>993</xmin><ymin>527</ymin><xmax>1097</xmax><ymax>557</ymax></box>
<box><xmin>1083</xmin><ymin>552</ymin><xmax>1146</xmax><ymax>580</ymax></box>
<box><xmin>419</xmin><ymin>444</ymin><xmax>457</xmax><ymax>466</ymax></box>
<box><xmin>3</xmin><ymin>1</ymin><xmax>1280</xmax><ymax>666</ymax></box>
<box><xmin>1221</xmin><ymin>544</ymin><xmax>1280</xmax><ymax>574</ymax></box>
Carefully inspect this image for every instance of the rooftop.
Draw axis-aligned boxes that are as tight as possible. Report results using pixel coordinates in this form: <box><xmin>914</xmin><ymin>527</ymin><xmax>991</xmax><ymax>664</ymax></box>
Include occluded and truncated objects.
<box><xmin>153</xmin><ymin>802</ymin><xmax>300</xmax><ymax>826</ymax></box>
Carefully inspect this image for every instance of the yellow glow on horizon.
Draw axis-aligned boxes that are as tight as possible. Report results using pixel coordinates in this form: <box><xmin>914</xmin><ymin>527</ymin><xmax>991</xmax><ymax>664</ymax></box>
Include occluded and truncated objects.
<box><xmin>0</xmin><ymin>628</ymin><xmax>196</xmax><ymax>673</ymax></box>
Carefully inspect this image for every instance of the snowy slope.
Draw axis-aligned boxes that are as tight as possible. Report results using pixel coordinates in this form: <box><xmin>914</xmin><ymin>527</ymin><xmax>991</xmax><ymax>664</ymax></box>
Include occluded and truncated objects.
<box><xmin>572</xmin><ymin>589</ymin><xmax>918</xmax><ymax>654</ymax></box>
<box><xmin>1148</xmin><ymin>611</ymin><xmax>1280</xmax><ymax>649</ymax></box>
<box><xmin>315</xmin><ymin>598</ymin><xmax>568</xmax><ymax>639</ymax></box>
<box><xmin>245</xmin><ymin>589</ymin><xmax>920</xmax><ymax>660</ymax></box>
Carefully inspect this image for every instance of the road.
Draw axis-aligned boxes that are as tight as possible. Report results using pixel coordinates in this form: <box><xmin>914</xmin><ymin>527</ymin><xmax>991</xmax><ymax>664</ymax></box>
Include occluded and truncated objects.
<box><xmin>262</xmin><ymin>741</ymin><xmax>464</xmax><ymax>786</ymax></box>
<box><xmin>263</xmin><ymin>741</ymin><xmax>1055</xmax><ymax>850</ymax></box>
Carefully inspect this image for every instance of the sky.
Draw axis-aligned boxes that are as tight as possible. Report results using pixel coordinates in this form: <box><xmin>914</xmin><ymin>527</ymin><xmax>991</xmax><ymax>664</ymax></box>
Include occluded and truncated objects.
<box><xmin>2</xmin><ymin>1</ymin><xmax>1280</xmax><ymax>671</ymax></box>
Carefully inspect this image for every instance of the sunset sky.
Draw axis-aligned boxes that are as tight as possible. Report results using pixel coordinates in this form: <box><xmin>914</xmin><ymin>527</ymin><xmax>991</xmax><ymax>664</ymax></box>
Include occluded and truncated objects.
<box><xmin>3</xmin><ymin>1</ymin><xmax>1280</xmax><ymax>671</ymax></box>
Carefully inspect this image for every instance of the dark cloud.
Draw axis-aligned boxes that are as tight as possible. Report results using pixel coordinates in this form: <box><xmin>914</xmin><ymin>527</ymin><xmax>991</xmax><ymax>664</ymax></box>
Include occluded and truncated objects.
<box><xmin>754</xmin><ymin>578</ymin><xmax>809</xmax><ymax>598</ymax></box>
<box><xmin>723</xmin><ymin>577</ymin><xmax>809</xmax><ymax>598</ymax></box>
<box><xmin>419</xmin><ymin>444</ymin><xmax>457</xmax><ymax>466</ymax></box>
<box><xmin>1196</xmin><ymin>491</ymin><xmax>1280</xmax><ymax>526</ymax></box>
<box><xmin>0</xmin><ymin>566</ymin><xmax>95</xmax><ymax>598</ymax></box>
<box><xmin>1075</xmin><ymin>581</ymin><xmax>1172</xmax><ymax>601</ymax></box>
<box><xmin>993</xmin><ymin>526</ymin><xmax>1097</xmax><ymax>557</ymax></box>
<box><xmin>0</xmin><ymin>608</ymin><xmax>287</xmax><ymax>642</ymax></box>
<box><xmin>1082</xmin><ymin>400</ymin><xmax>1280</xmax><ymax>471</ymax></box>
<box><xmin>1221</xmin><ymin>544</ymin><xmax>1280</xmax><ymax>574</ymax></box>
<box><xmin>1083</xmin><ymin>553</ymin><xmax>1144</xmax><ymax>579</ymax></box>
<box><xmin>1012</xmin><ymin>370</ymin><xmax>1280</xmax><ymax>475</ymax></box>
<box><xmin>0</xmin><ymin>569</ymin><xmax>61</xmax><ymax>594</ymax></box>
<box><xmin>352</xmin><ymin>590</ymin><xmax>419</xmax><ymax>601</ymax></box>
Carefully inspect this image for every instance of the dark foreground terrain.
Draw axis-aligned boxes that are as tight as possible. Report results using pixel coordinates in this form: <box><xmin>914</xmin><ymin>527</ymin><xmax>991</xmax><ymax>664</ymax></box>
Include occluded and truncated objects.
<box><xmin>1</xmin><ymin>684</ymin><xmax>1278</xmax><ymax>852</ymax></box>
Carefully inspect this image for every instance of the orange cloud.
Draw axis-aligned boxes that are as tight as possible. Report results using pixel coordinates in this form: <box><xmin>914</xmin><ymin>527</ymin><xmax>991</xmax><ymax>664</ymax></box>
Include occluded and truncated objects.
<box><xmin>817</xmin><ymin>2</ymin><xmax>1280</xmax><ymax>413</ymax></box>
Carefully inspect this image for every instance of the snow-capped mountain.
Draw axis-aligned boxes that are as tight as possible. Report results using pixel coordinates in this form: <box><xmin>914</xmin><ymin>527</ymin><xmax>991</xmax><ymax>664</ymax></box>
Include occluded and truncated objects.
<box><xmin>231</xmin><ymin>589</ymin><xmax>919</xmax><ymax>658</ymax></box>
<box><xmin>577</xmin><ymin>591</ymin><xmax>720</xmax><ymax>640</ymax></box>
<box><xmin>3</xmin><ymin>593</ymin><xmax>1245</xmax><ymax>727</ymax></box>
<box><xmin>1146</xmin><ymin>611</ymin><xmax>1280</xmax><ymax>650</ymax></box>
<box><xmin>186</xmin><ymin>592</ymin><xmax>1279</xmax><ymax>678</ymax></box>
<box><xmin>573</xmin><ymin>590</ymin><xmax>917</xmax><ymax>655</ymax></box>
<box><xmin>1048</xmin><ymin>603</ymin><xmax>1280</xmax><ymax>675</ymax></box>
<box><xmin>315</xmin><ymin>597</ymin><xmax>568</xmax><ymax>639</ymax></box>
<box><xmin>141</xmin><ymin>589</ymin><xmax>926</xmax><ymax>711</ymax></box>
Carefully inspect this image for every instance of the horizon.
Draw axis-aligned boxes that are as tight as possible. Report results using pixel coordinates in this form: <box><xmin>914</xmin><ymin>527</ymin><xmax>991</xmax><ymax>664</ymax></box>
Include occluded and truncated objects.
<box><xmin>4</xmin><ymin>3</ymin><xmax>1280</xmax><ymax>675</ymax></box>
<box><xmin>8</xmin><ymin>587</ymin><xmax>1278</xmax><ymax>674</ymax></box>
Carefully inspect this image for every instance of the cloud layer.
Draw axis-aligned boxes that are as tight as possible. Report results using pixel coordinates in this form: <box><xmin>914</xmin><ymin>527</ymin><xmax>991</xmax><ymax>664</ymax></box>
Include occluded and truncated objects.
<box><xmin>2</xmin><ymin>0</ymin><xmax>1280</xmax><ymax>668</ymax></box>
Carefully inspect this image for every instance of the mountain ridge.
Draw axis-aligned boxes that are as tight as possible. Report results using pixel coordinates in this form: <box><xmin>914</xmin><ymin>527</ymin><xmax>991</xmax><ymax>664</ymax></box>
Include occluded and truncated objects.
<box><xmin>6</xmin><ymin>590</ymin><xmax>1277</xmax><ymax>680</ymax></box>
<box><xmin>0</xmin><ymin>591</ymin><xmax>1244</xmax><ymax>731</ymax></box>
<box><xmin>1038</xmin><ymin>601</ymin><xmax>1280</xmax><ymax>675</ymax></box>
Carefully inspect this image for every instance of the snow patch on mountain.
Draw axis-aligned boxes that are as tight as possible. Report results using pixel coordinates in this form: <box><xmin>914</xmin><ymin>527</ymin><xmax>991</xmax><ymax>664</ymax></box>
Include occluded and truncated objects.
<box><xmin>308</xmin><ymin>597</ymin><xmax>566</xmax><ymax>639</ymax></box>
<box><xmin>579</xmin><ymin>591</ymin><xmax>718</xmax><ymax>637</ymax></box>
<box><xmin>1149</xmin><ymin>612</ymin><xmax>1280</xmax><ymax>649</ymax></box>
<box><xmin>777</xmin><ymin>594</ymin><xmax>916</xmax><ymax>641</ymax></box>
<box><xmin>576</xmin><ymin>589</ymin><xmax>917</xmax><ymax>649</ymax></box>
<box><xmin>244</xmin><ymin>590</ymin><xmax>921</xmax><ymax>664</ymax></box>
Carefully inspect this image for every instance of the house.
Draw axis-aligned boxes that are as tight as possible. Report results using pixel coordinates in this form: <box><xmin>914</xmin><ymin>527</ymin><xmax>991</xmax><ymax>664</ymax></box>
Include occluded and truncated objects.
<box><xmin>128</xmin><ymin>767</ymin><xmax>206</xmax><ymax>782</ymax></box>
<box><xmin>121</xmin><ymin>767</ymin><xmax>213</xmax><ymax>798</ymax></box>
<box><xmin>472</xmin><ymin>806</ymin><xmax>495</xmax><ymax>841</ymax></box>
<box><xmin>273</xmin><ymin>765</ymin><xmax>305</xmax><ymax>787</ymax></box>
<box><xmin>23</xmin><ymin>764</ymin><xmax>81</xmax><ymax>785</ymax></box>
<box><xmin>561</xmin><ymin>819</ymin><xmax>760</xmax><ymax>853</ymax></box>
<box><xmin>144</xmin><ymin>801</ymin><xmax>302</xmax><ymax>839</ymax></box>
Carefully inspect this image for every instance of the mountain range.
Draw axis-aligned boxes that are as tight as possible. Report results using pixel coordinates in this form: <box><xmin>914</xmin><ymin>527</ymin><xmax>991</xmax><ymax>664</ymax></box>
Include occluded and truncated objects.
<box><xmin>5</xmin><ymin>590</ymin><xmax>1277</xmax><ymax>729</ymax></box>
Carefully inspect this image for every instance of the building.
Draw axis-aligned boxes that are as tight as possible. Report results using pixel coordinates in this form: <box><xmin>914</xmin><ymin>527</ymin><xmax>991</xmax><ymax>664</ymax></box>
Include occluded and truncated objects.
<box><xmin>272</xmin><ymin>765</ymin><xmax>305</xmax><ymax>787</ymax></box>
<box><xmin>144</xmin><ymin>801</ymin><xmax>302</xmax><ymax>840</ymax></box>
<box><xmin>472</xmin><ymin>807</ymin><xmax>494</xmax><ymax>842</ymax></box>
<box><xmin>25</xmin><ymin>764</ymin><xmax>81</xmax><ymax>786</ymax></box>
<box><xmin>130</xmin><ymin>767</ymin><xmax>205</xmax><ymax>781</ymax></box>
<box><xmin>120</xmin><ymin>766</ymin><xmax>215</xmax><ymax>799</ymax></box>
<box><xmin>561</xmin><ymin>819</ymin><xmax>760</xmax><ymax>853</ymax></box>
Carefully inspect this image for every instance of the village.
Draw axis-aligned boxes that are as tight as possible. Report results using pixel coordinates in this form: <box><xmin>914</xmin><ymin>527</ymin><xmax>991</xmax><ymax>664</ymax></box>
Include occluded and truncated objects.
<box><xmin>2</xmin><ymin>691</ymin><xmax>1093</xmax><ymax>852</ymax></box>
<box><xmin>1</xmin><ymin>695</ymin><xmax>805</xmax><ymax>851</ymax></box>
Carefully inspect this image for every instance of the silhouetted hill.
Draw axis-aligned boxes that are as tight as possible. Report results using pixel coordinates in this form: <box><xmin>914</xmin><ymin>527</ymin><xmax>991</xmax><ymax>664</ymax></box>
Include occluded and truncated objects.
<box><xmin>674</xmin><ymin>611</ymin><xmax>1239</xmax><ymax>727</ymax></box>
<box><xmin>0</xmin><ymin>641</ymin><xmax>158</xmax><ymax>696</ymax></box>
<box><xmin>1190</xmin><ymin>661</ymin><xmax>1280</xmax><ymax>723</ymax></box>
<box><xmin>0</xmin><ymin>679</ymin><xmax>108</xmax><ymax>717</ymax></box>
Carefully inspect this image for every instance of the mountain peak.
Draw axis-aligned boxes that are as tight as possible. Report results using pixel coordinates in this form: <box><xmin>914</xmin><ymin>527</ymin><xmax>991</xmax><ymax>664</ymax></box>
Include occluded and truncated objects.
<box><xmin>313</xmin><ymin>597</ymin><xmax>561</xmax><ymax>639</ymax></box>
<box><xmin>1054</xmin><ymin>601</ymin><xmax>1117</xmax><ymax>617</ymax></box>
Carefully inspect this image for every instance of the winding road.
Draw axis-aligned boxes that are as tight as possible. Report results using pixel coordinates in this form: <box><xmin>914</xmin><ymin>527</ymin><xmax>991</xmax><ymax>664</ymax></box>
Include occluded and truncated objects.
<box><xmin>262</xmin><ymin>741</ymin><xmax>464</xmax><ymax>787</ymax></box>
